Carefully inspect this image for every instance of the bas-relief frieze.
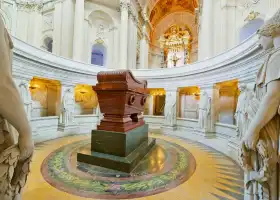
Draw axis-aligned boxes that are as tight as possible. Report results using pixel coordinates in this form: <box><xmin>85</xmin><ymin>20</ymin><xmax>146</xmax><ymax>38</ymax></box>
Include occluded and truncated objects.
<box><xmin>43</xmin><ymin>12</ymin><xmax>53</xmax><ymax>32</ymax></box>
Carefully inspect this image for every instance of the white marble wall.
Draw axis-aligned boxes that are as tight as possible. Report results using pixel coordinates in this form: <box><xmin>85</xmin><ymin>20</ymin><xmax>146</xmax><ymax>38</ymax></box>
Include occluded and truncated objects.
<box><xmin>199</xmin><ymin>0</ymin><xmax>280</xmax><ymax>59</ymax></box>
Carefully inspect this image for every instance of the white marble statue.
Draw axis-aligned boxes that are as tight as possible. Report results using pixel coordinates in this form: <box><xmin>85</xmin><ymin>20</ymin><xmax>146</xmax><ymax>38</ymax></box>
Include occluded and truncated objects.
<box><xmin>0</xmin><ymin>16</ymin><xmax>33</xmax><ymax>200</ymax></box>
<box><xmin>235</xmin><ymin>83</ymin><xmax>255</xmax><ymax>139</ymax></box>
<box><xmin>239</xmin><ymin>9</ymin><xmax>280</xmax><ymax>200</ymax></box>
<box><xmin>164</xmin><ymin>91</ymin><xmax>177</xmax><ymax>127</ymax></box>
<box><xmin>198</xmin><ymin>91</ymin><xmax>211</xmax><ymax>130</ymax></box>
<box><xmin>60</xmin><ymin>88</ymin><xmax>75</xmax><ymax>126</ymax></box>
<box><xmin>18</xmin><ymin>81</ymin><xmax>32</xmax><ymax>120</ymax></box>
<box><xmin>96</xmin><ymin>24</ymin><xmax>105</xmax><ymax>40</ymax></box>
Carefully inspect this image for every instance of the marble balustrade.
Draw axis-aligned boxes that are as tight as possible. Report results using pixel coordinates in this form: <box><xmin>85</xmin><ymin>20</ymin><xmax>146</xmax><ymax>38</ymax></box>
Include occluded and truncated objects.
<box><xmin>11</xmin><ymin>34</ymin><xmax>266</xmax><ymax>158</ymax></box>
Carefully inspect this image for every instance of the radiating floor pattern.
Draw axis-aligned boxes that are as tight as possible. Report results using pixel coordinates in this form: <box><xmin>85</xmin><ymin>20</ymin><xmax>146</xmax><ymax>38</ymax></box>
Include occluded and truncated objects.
<box><xmin>22</xmin><ymin>133</ymin><xmax>244</xmax><ymax>200</ymax></box>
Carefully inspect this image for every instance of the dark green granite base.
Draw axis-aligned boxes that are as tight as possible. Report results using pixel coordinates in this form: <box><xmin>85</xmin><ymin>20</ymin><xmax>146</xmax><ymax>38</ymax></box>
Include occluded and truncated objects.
<box><xmin>77</xmin><ymin>138</ymin><xmax>156</xmax><ymax>173</ymax></box>
<box><xmin>91</xmin><ymin>124</ymin><xmax>149</xmax><ymax>157</ymax></box>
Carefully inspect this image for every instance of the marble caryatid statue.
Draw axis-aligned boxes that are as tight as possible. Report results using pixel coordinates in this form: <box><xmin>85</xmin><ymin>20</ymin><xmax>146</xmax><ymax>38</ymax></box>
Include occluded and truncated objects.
<box><xmin>164</xmin><ymin>91</ymin><xmax>176</xmax><ymax>127</ymax></box>
<box><xmin>18</xmin><ymin>81</ymin><xmax>32</xmax><ymax>120</ymax></box>
<box><xmin>239</xmin><ymin>9</ymin><xmax>280</xmax><ymax>200</ymax></box>
<box><xmin>0</xmin><ymin>17</ymin><xmax>33</xmax><ymax>200</ymax></box>
<box><xmin>60</xmin><ymin>88</ymin><xmax>75</xmax><ymax>125</ymax></box>
<box><xmin>235</xmin><ymin>83</ymin><xmax>255</xmax><ymax>139</ymax></box>
<box><xmin>198</xmin><ymin>91</ymin><xmax>211</xmax><ymax>130</ymax></box>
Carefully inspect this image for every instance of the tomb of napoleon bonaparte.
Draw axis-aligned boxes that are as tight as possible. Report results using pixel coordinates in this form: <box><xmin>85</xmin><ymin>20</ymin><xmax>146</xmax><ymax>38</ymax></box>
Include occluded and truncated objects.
<box><xmin>77</xmin><ymin>70</ymin><xmax>156</xmax><ymax>173</ymax></box>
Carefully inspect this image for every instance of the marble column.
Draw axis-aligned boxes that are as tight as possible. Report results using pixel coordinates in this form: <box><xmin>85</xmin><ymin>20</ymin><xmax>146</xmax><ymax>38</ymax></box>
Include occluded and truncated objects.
<box><xmin>148</xmin><ymin>95</ymin><xmax>154</xmax><ymax>115</ymax></box>
<box><xmin>108</xmin><ymin>27</ymin><xmax>118</xmax><ymax>69</ymax></box>
<box><xmin>27</xmin><ymin>11</ymin><xmax>42</xmax><ymax>47</ymax></box>
<box><xmin>119</xmin><ymin>1</ymin><xmax>129</xmax><ymax>69</ymax></box>
<box><xmin>58</xmin><ymin>84</ymin><xmax>79</xmax><ymax>133</ymax></box>
<box><xmin>268</xmin><ymin>0</ymin><xmax>280</xmax><ymax>14</ymax></box>
<box><xmin>161</xmin><ymin>89</ymin><xmax>178</xmax><ymax>132</ymax></box>
<box><xmin>198</xmin><ymin>85</ymin><xmax>220</xmax><ymax>136</ymax></box>
<box><xmin>198</xmin><ymin>0</ymin><xmax>213</xmax><ymax>60</ymax></box>
<box><xmin>61</xmin><ymin>0</ymin><xmax>74</xmax><ymax>58</ymax></box>
<box><xmin>72</xmin><ymin>0</ymin><xmax>84</xmax><ymax>61</ymax></box>
<box><xmin>220</xmin><ymin>0</ymin><xmax>238</xmax><ymax>52</ymax></box>
<box><xmin>53</xmin><ymin>0</ymin><xmax>63</xmax><ymax>55</ymax></box>
<box><xmin>139</xmin><ymin>24</ymin><xmax>149</xmax><ymax>69</ymax></box>
<box><xmin>180</xmin><ymin>94</ymin><xmax>186</xmax><ymax>118</ymax></box>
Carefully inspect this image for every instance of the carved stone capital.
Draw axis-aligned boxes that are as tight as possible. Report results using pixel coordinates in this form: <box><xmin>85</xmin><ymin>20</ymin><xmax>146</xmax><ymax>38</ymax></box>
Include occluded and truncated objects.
<box><xmin>109</xmin><ymin>26</ymin><xmax>118</xmax><ymax>32</ymax></box>
<box><xmin>119</xmin><ymin>1</ymin><xmax>129</xmax><ymax>12</ymax></box>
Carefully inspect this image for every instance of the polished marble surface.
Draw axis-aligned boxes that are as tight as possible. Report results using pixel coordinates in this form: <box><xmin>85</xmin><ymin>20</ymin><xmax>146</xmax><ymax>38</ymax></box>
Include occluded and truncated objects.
<box><xmin>23</xmin><ymin>133</ymin><xmax>244</xmax><ymax>200</ymax></box>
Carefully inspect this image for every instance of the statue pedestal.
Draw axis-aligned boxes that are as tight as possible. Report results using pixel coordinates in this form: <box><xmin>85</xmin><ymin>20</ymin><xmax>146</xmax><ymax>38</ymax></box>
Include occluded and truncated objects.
<box><xmin>197</xmin><ymin>129</ymin><xmax>216</xmax><ymax>138</ymax></box>
<box><xmin>58</xmin><ymin>123</ymin><xmax>79</xmax><ymax>134</ymax></box>
<box><xmin>160</xmin><ymin>125</ymin><xmax>177</xmax><ymax>134</ymax></box>
<box><xmin>77</xmin><ymin>124</ymin><xmax>155</xmax><ymax>173</ymax></box>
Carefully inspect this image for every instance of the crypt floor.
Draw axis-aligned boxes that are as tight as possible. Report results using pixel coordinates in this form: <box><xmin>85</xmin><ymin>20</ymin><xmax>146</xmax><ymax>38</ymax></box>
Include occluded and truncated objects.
<box><xmin>22</xmin><ymin>133</ymin><xmax>244</xmax><ymax>200</ymax></box>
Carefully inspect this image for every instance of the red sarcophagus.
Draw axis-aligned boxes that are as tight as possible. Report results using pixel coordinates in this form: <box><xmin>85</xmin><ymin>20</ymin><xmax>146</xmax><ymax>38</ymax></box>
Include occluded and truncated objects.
<box><xmin>93</xmin><ymin>70</ymin><xmax>149</xmax><ymax>132</ymax></box>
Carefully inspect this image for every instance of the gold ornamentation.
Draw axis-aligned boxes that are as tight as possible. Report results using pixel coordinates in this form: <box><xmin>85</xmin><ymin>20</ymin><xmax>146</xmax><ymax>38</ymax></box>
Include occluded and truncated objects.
<box><xmin>244</xmin><ymin>11</ymin><xmax>260</xmax><ymax>22</ymax></box>
<box><xmin>149</xmin><ymin>0</ymin><xmax>198</xmax><ymax>26</ymax></box>
<box><xmin>159</xmin><ymin>25</ymin><xmax>190</xmax><ymax>52</ymax></box>
<box><xmin>170</xmin><ymin>53</ymin><xmax>181</xmax><ymax>67</ymax></box>
<box><xmin>149</xmin><ymin>89</ymin><xmax>165</xmax><ymax>96</ymax></box>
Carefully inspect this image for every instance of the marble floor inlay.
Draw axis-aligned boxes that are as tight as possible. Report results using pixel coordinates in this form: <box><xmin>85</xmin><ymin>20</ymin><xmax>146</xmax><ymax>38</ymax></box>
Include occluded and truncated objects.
<box><xmin>41</xmin><ymin>138</ymin><xmax>196</xmax><ymax>199</ymax></box>
<box><xmin>23</xmin><ymin>133</ymin><xmax>244</xmax><ymax>200</ymax></box>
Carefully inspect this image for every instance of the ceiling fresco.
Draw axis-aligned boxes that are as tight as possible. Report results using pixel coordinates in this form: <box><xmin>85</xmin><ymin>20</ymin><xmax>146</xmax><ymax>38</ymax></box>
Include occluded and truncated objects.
<box><xmin>149</xmin><ymin>0</ymin><xmax>198</xmax><ymax>26</ymax></box>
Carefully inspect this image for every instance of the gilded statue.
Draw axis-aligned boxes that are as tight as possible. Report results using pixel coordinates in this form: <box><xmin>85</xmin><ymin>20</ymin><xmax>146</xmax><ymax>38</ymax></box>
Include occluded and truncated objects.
<box><xmin>0</xmin><ymin>16</ymin><xmax>33</xmax><ymax>200</ymax></box>
<box><xmin>239</xmin><ymin>9</ymin><xmax>280</xmax><ymax>200</ymax></box>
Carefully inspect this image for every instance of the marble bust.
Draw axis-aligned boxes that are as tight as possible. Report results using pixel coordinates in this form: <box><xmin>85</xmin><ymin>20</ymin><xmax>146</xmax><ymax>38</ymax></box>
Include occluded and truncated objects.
<box><xmin>239</xmin><ymin>8</ymin><xmax>280</xmax><ymax>200</ymax></box>
<box><xmin>0</xmin><ymin>17</ymin><xmax>33</xmax><ymax>200</ymax></box>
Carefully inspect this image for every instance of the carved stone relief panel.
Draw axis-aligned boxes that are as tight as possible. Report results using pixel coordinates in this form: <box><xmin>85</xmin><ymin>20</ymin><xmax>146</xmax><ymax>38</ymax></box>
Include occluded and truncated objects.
<box><xmin>43</xmin><ymin>11</ymin><xmax>53</xmax><ymax>32</ymax></box>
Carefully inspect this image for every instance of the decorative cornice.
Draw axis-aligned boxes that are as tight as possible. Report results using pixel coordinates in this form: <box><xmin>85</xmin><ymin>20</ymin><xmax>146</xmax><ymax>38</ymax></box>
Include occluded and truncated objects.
<box><xmin>16</xmin><ymin>0</ymin><xmax>44</xmax><ymax>12</ymax></box>
<box><xmin>238</xmin><ymin>0</ymin><xmax>261</xmax><ymax>9</ymax></box>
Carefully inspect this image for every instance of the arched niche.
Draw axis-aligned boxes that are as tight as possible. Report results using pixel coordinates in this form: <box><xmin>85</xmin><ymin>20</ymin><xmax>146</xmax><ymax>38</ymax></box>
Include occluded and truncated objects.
<box><xmin>91</xmin><ymin>43</ymin><xmax>106</xmax><ymax>67</ymax></box>
<box><xmin>86</xmin><ymin>10</ymin><xmax>114</xmax><ymax>65</ymax></box>
<box><xmin>239</xmin><ymin>18</ymin><xmax>264</xmax><ymax>42</ymax></box>
<box><xmin>43</xmin><ymin>37</ymin><xmax>53</xmax><ymax>53</ymax></box>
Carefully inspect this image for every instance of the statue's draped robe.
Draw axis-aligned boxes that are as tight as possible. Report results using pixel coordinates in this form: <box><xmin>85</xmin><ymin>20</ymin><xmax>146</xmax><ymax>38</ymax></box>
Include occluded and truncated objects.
<box><xmin>0</xmin><ymin>17</ymin><xmax>32</xmax><ymax>200</ymax></box>
<box><xmin>240</xmin><ymin>48</ymin><xmax>280</xmax><ymax>200</ymax></box>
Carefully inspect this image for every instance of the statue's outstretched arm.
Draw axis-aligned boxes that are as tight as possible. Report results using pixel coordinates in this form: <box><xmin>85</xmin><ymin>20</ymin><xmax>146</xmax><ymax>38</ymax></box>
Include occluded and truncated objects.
<box><xmin>243</xmin><ymin>80</ymin><xmax>280</xmax><ymax>149</ymax></box>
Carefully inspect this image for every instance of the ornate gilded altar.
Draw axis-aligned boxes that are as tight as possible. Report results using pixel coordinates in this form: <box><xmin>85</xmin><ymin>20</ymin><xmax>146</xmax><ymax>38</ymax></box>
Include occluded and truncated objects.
<box><xmin>159</xmin><ymin>25</ymin><xmax>192</xmax><ymax>67</ymax></box>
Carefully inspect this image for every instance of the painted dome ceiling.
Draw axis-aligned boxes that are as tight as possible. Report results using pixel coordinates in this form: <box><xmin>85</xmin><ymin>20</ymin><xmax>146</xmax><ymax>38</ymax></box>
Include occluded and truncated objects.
<box><xmin>149</xmin><ymin>0</ymin><xmax>198</xmax><ymax>26</ymax></box>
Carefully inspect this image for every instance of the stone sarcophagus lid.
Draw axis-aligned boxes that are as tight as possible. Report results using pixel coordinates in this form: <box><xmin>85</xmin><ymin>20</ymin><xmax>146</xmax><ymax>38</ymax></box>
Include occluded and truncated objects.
<box><xmin>93</xmin><ymin>70</ymin><xmax>149</xmax><ymax>132</ymax></box>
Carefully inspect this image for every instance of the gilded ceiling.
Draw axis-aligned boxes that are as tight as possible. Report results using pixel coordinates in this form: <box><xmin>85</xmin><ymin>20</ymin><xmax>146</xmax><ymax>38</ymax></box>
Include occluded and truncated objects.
<box><xmin>149</xmin><ymin>0</ymin><xmax>198</xmax><ymax>26</ymax></box>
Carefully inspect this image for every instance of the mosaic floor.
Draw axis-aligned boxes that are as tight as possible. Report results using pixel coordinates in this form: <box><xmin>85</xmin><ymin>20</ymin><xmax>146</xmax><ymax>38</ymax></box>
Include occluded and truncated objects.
<box><xmin>22</xmin><ymin>133</ymin><xmax>244</xmax><ymax>200</ymax></box>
